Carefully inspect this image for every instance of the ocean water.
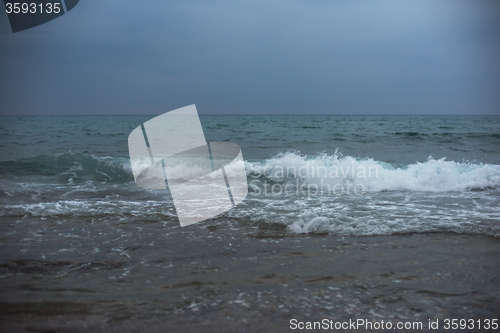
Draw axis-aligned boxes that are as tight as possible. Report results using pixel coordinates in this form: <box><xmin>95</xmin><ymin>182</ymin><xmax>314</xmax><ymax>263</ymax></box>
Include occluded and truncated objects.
<box><xmin>1</xmin><ymin>115</ymin><xmax>500</xmax><ymax>327</ymax></box>
<box><xmin>1</xmin><ymin>115</ymin><xmax>499</xmax><ymax>238</ymax></box>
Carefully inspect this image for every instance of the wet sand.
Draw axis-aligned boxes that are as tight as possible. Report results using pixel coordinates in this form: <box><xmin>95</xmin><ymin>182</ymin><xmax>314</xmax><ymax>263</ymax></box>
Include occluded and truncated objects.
<box><xmin>1</xmin><ymin>233</ymin><xmax>499</xmax><ymax>332</ymax></box>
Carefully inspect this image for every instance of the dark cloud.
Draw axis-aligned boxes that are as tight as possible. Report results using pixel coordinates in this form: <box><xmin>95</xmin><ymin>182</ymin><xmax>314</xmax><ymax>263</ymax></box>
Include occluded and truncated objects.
<box><xmin>1</xmin><ymin>0</ymin><xmax>499</xmax><ymax>115</ymax></box>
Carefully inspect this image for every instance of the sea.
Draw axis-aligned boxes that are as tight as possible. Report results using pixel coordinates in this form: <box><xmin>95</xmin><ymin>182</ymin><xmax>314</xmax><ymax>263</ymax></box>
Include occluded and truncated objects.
<box><xmin>1</xmin><ymin>115</ymin><xmax>499</xmax><ymax>330</ymax></box>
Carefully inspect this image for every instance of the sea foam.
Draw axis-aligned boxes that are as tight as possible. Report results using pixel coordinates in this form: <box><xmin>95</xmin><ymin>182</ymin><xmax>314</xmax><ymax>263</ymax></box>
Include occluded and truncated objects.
<box><xmin>246</xmin><ymin>152</ymin><xmax>500</xmax><ymax>192</ymax></box>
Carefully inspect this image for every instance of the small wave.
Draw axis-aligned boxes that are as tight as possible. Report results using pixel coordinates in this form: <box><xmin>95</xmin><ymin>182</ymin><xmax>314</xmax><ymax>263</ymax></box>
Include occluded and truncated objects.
<box><xmin>0</xmin><ymin>199</ymin><xmax>176</xmax><ymax>218</ymax></box>
<box><xmin>393</xmin><ymin>132</ymin><xmax>425</xmax><ymax>136</ymax></box>
<box><xmin>0</xmin><ymin>152</ymin><xmax>132</xmax><ymax>182</ymax></box>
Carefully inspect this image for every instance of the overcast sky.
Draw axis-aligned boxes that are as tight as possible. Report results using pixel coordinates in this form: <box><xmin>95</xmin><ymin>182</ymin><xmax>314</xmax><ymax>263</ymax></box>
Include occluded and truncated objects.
<box><xmin>0</xmin><ymin>0</ymin><xmax>499</xmax><ymax>115</ymax></box>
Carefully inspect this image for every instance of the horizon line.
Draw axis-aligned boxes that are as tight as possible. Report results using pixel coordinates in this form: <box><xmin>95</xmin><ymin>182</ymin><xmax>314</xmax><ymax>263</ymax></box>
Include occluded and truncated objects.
<box><xmin>1</xmin><ymin>113</ymin><xmax>499</xmax><ymax>116</ymax></box>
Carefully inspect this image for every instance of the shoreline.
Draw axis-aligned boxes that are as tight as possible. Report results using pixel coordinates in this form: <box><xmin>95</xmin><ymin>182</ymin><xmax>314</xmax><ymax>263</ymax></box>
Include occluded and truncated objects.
<box><xmin>1</xmin><ymin>232</ymin><xmax>499</xmax><ymax>332</ymax></box>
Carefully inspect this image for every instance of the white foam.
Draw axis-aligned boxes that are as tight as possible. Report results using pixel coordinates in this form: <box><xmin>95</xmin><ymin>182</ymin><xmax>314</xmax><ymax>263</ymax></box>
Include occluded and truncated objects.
<box><xmin>246</xmin><ymin>152</ymin><xmax>500</xmax><ymax>192</ymax></box>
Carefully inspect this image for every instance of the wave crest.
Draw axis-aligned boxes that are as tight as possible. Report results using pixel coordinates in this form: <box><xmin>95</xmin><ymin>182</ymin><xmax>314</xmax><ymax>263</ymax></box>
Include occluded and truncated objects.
<box><xmin>246</xmin><ymin>152</ymin><xmax>500</xmax><ymax>192</ymax></box>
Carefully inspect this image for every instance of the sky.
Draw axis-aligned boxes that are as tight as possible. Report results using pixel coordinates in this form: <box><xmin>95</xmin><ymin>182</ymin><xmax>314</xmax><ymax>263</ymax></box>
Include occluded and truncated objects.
<box><xmin>0</xmin><ymin>0</ymin><xmax>499</xmax><ymax>115</ymax></box>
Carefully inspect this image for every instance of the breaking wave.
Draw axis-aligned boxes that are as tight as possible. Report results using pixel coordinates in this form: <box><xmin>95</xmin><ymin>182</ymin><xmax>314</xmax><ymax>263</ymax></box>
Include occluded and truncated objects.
<box><xmin>246</xmin><ymin>152</ymin><xmax>500</xmax><ymax>192</ymax></box>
